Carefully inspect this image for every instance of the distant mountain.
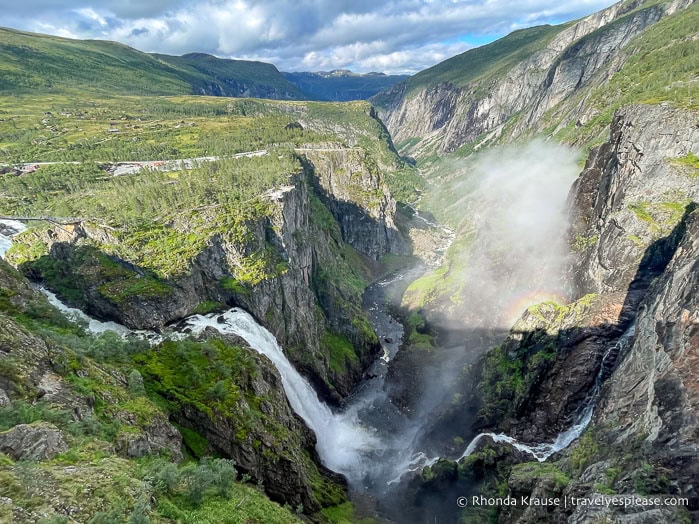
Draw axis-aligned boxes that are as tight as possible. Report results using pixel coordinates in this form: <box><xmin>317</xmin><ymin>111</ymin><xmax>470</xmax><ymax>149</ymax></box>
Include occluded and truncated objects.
<box><xmin>154</xmin><ymin>52</ymin><xmax>306</xmax><ymax>99</ymax></box>
<box><xmin>283</xmin><ymin>70</ymin><xmax>409</xmax><ymax>101</ymax></box>
<box><xmin>0</xmin><ymin>27</ymin><xmax>305</xmax><ymax>99</ymax></box>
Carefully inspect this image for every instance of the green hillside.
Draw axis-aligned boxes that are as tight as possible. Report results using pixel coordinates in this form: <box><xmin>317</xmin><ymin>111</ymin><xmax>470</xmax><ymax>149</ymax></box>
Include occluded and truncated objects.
<box><xmin>0</xmin><ymin>27</ymin><xmax>304</xmax><ymax>99</ymax></box>
<box><xmin>406</xmin><ymin>23</ymin><xmax>566</xmax><ymax>93</ymax></box>
<box><xmin>155</xmin><ymin>53</ymin><xmax>306</xmax><ymax>99</ymax></box>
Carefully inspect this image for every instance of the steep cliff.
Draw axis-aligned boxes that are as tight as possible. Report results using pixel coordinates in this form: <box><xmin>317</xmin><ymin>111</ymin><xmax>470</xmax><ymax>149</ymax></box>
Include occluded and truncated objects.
<box><xmin>374</xmin><ymin>0</ymin><xmax>696</xmax><ymax>157</ymax></box>
<box><xmin>421</xmin><ymin>104</ymin><xmax>699</xmax><ymax>523</ymax></box>
<box><xmin>14</xmin><ymin>151</ymin><xmax>404</xmax><ymax>401</ymax></box>
<box><xmin>0</xmin><ymin>259</ymin><xmax>325</xmax><ymax>522</ymax></box>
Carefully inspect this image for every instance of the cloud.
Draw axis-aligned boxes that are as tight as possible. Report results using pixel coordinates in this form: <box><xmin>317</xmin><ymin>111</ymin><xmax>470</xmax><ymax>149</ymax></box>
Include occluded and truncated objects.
<box><xmin>1</xmin><ymin>0</ymin><xmax>617</xmax><ymax>73</ymax></box>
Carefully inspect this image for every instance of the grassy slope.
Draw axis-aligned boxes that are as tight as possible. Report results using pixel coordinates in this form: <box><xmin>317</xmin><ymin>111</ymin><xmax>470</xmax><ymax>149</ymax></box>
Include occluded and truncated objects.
<box><xmin>548</xmin><ymin>0</ymin><xmax>699</xmax><ymax>148</ymax></box>
<box><xmin>406</xmin><ymin>24</ymin><xmax>565</xmax><ymax>93</ymax></box>
<box><xmin>0</xmin><ymin>27</ymin><xmax>302</xmax><ymax>98</ymax></box>
<box><xmin>155</xmin><ymin>53</ymin><xmax>306</xmax><ymax>98</ymax></box>
<box><xmin>0</xmin><ymin>260</ymin><xmax>307</xmax><ymax>523</ymax></box>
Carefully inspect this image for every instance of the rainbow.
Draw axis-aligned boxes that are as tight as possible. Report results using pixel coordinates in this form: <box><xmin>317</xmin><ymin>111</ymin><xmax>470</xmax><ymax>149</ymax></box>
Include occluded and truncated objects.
<box><xmin>502</xmin><ymin>290</ymin><xmax>570</xmax><ymax>327</ymax></box>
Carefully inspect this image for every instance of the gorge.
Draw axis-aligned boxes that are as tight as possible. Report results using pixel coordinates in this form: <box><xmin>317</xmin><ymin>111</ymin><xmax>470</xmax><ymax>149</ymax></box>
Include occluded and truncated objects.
<box><xmin>0</xmin><ymin>0</ymin><xmax>697</xmax><ymax>522</ymax></box>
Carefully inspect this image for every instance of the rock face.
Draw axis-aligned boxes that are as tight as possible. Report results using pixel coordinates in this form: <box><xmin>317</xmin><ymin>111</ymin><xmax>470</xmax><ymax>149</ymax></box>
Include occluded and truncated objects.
<box><xmin>472</xmin><ymin>104</ymin><xmax>699</xmax><ymax>445</ymax></box>
<box><xmin>302</xmin><ymin>148</ymin><xmax>405</xmax><ymax>259</ymax></box>
<box><xmin>459</xmin><ymin>104</ymin><xmax>699</xmax><ymax>522</ymax></box>
<box><xmin>375</xmin><ymin>0</ymin><xmax>692</xmax><ymax>155</ymax></box>
<box><xmin>0</xmin><ymin>422</ymin><xmax>68</xmax><ymax>460</ymax></box>
<box><xmin>115</xmin><ymin>415</ymin><xmax>183</xmax><ymax>461</ymax></box>
<box><xmin>167</xmin><ymin>333</ymin><xmax>341</xmax><ymax>513</ymax></box>
<box><xmin>22</xmin><ymin>153</ymin><xmax>404</xmax><ymax>400</ymax></box>
<box><xmin>588</xmin><ymin>206</ymin><xmax>699</xmax><ymax>511</ymax></box>
<box><xmin>568</xmin><ymin>104</ymin><xmax>699</xmax><ymax>296</ymax></box>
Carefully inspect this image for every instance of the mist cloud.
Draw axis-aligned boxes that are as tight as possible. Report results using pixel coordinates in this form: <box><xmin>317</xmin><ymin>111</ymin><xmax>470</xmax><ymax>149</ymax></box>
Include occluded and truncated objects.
<box><xmin>447</xmin><ymin>140</ymin><xmax>580</xmax><ymax>329</ymax></box>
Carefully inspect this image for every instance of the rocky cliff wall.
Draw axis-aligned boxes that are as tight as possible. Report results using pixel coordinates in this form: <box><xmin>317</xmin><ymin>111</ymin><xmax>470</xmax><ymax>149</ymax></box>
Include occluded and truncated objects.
<box><xmin>568</xmin><ymin>104</ymin><xmax>699</xmax><ymax>296</ymax></box>
<box><xmin>16</xmin><ymin>151</ymin><xmax>404</xmax><ymax>402</ymax></box>
<box><xmin>376</xmin><ymin>0</ymin><xmax>692</xmax><ymax>156</ymax></box>
<box><xmin>406</xmin><ymin>104</ymin><xmax>698</xmax><ymax>523</ymax></box>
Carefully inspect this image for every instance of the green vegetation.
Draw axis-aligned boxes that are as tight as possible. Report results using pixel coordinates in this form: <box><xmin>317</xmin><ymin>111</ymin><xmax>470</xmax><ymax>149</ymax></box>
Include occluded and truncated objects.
<box><xmin>321</xmin><ymin>501</ymin><xmax>375</xmax><ymax>523</ymax></box>
<box><xmin>477</xmin><ymin>335</ymin><xmax>558</xmax><ymax>423</ymax></box>
<box><xmin>0</xmin><ymin>27</ymin><xmax>303</xmax><ymax>98</ymax></box>
<box><xmin>374</xmin><ymin>23</ymin><xmax>567</xmax><ymax>104</ymax></box>
<box><xmin>670</xmin><ymin>152</ymin><xmax>699</xmax><ymax>178</ymax></box>
<box><xmin>510</xmin><ymin>462</ymin><xmax>570</xmax><ymax>490</ymax></box>
<box><xmin>323</xmin><ymin>331</ymin><xmax>359</xmax><ymax>374</ymax></box>
<box><xmin>0</xmin><ymin>258</ymin><xmax>341</xmax><ymax>521</ymax></box>
<box><xmin>552</xmin><ymin>1</ymin><xmax>699</xmax><ymax>146</ymax></box>
<box><xmin>569</xmin><ymin>431</ymin><xmax>601</xmax><ymax>475</ymax></box>
<box><xmin>25</xmin><ymin>244</ymin><xmax>175</xmax><ymax>306</ymax></box>
<box><xmin>627</xmin><ymin>200</ymin><xmax>692</xmax><ymax>237</ymax></box>
<box><xmin>403</xmin><ymin>230</ymin><xmax>476</xmax><ymax>312</ymax></box>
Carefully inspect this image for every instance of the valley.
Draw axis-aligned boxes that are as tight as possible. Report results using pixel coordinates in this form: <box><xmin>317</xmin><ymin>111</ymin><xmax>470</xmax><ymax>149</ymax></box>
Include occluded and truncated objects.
<box><xmin>0</xmin><ymin>0</ymin><xmax>698</xmax><ymax>522</ymax></box>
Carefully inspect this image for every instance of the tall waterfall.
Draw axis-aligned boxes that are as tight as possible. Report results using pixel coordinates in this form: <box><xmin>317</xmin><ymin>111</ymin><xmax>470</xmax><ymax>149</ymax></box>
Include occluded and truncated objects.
<box><xmin>456</xmin><ymin>323</ymin><xmax>636</xmax><ymax>462</ymax></box>
<box><xmin>30</xmin><ymin>272</ymin><xmax>378</xmax><ymax>481</ymax></box>
<box><xmin>182</xmin><ymin>310</ymin><xmax>378</xmax><ymax>479</ymax></box>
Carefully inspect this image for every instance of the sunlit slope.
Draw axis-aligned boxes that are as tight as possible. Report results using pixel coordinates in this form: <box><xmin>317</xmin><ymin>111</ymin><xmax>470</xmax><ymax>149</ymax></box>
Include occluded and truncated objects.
<box><xmin>374</xmin><ymin>0</ymin><xmax>699</xmax><ymax>159</ymax></box>
<box><xmin>0</xmin><ymin>27</ymin><xmax>304</xmax><ymax>98</ymax></box>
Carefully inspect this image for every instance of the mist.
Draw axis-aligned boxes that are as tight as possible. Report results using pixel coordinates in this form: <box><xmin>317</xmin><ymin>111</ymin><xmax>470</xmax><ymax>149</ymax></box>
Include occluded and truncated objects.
<box><xmin>447</xmin><ymin>139</ymin><xmax>581</xmax><ymax>329</ymax></box>
<box><xmin>354</xmin><ymin>140</ymin><xmax>582</xmax><ymax>496</ymax></box>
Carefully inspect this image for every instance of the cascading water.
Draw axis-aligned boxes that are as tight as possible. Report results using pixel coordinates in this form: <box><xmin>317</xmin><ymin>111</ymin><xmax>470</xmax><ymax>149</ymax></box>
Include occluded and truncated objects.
<box><xmin>0</xmin><ymin>223</ymin><xmax>378</xmax><ymax>480</ymax></box>
<box><xmin>41</xmin><ymin>287</ymin><xmax>167</xmax><ymax>342</ymax></box>
<box><xmin>181</xmin><ymin>309</ymin><xmax>379</xmax><ymax>479</ymax></box>
<box><xmin>454</xmin><ymin>323</ymin><xmax>637</xmax><ymax>462</ymax></box>
<box><xmin>0</xmin><ymin>219</ymin><xmax>27</xmax><ymax>258</ymax></box>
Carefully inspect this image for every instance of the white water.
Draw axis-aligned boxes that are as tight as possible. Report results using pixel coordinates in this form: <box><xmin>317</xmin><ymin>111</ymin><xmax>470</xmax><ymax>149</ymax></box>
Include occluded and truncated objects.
<box><xmin>32</xmin><ymin>282</ymin><xmax>379</xmax><ymax>481</ymax></box>
<box><xmin>182</xmin><ymin>310</ymin><xmax>378</xmax><ymax>479</ymax></box>
<box><xmin>383</xmin><ymin>322</ymin><xmax>638</xmax><ymax>486</ymax></box>
<box><xmin>0</xmin><ymin>219</ymin><xmax>27</xmax><ymax>258</ymax></box>
<box><xmin>40</xmin><ymin>287</ymin><xmax>168</xmax><ymax>344</ymax></box>
<box><xmin>455</xmin><ymin>323</ymin><xmax>637</xmax><ymax>462</ymax></box>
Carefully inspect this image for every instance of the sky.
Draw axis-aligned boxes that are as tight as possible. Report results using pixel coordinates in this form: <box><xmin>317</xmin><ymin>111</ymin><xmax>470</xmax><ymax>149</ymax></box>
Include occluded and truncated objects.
<box><xmin>1</xmin><ymin>0</ymin><xmax>617</xmax><ymax>74</ymax></box>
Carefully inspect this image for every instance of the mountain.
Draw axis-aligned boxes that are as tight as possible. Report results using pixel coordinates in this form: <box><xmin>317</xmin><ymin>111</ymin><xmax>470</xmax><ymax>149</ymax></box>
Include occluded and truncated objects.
<box><xmin>373</xmin><ymin>0</ymin><xmax>697</xmax><ymax>157</ymax></box>
<box><xmin>154</xmin><ymin>52</ymin><xmax>306</xmax><ymax>99</ymax></box>
<box><xmin>1</xmin><ymin>1</ymin><xmax>698</xmax><ymax>522</ymax></box>
<box><xmin>283</xmin><ymin>70</ymin><xmax>409</xmax><ymax>101</ymax></box>
<box><xmin>0</xmin><ymin>27</ymin><xmax>305</xmax><ymax>99</ymax></box>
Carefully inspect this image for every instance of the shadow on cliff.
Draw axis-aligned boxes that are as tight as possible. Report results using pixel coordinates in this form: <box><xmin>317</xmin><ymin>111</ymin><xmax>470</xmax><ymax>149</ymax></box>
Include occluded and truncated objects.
<box><xmin>296</xmin><ymin>154</ymin><xmax>406</xmax><ymax>260</ymax></box>
<box><xmin>380</xmin><ymin>202</ymin><xmax>697</xmax><ymax>524</ymax></box>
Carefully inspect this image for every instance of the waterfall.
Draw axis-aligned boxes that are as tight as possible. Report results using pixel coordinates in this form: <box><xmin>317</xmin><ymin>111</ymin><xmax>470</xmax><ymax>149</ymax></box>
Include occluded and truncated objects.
<box><xmin>385</xmin><ymin>322</ymin><xmax>637</xmax><ymax>487</ymax></box>
<box><xmin>32</xmin><ymin>281</ymin><xmax>378</xmax><ymax>481</ymax></box>
<box><xmin>0</xmin><ymin>219</ymin><xmax>27</xmax><ymax>258</ymax></box>
<box><xmin>457</xmin><ymin>323</ymin><xmax>636</xmax><ymax>462</ymax></box>
<box><xmin>0</xmin><ymin>213</ymin><xmax>378</xmax><ymax>480</ymax></box>
<box><xmin>182</xmin><ymin>310</ymin><xmax>378</xmax><ymax>479</ymax></box>
<box><xmin>40</xmin><ymin>287</ymin><xmax>167</xmax><ymax>344</ymax></box>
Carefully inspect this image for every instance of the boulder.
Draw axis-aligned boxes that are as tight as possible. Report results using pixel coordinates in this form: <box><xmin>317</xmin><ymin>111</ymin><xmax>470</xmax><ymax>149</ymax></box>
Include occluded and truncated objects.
<box><xmin>0</xmin><ymin>422</ymin><xmax>68</xmax><ymax>460</ymax></box>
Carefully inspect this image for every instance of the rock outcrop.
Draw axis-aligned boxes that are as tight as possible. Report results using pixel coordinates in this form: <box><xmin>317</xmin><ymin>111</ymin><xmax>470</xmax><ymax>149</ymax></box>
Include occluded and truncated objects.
<box><xmin>0</xmin><ymin>422</ymin><xmax>67</xmax><ymax>461</ymax></box>
<box><xmin>568</xmin><ymin>104</ymin><xmax>699</xmax><ymax>296</ymax></box>
<box><xmin>411</xmin><ymin>104</ymin><xmax>698</xmax><ymax>523</ymax></box>
<box><xmin>115</xmin><ymin>414</ymin><xmax>183</xmax><ymax>461</ymax></box>
<box><xmin>19</xmin><ymin>153</ymin><xmax>404</xmax><ymax>400</ymax></box>
<box><xmin>301</xmin><ymin>148</ymin><xmax>405</xmax><ymax>259</ymax></box>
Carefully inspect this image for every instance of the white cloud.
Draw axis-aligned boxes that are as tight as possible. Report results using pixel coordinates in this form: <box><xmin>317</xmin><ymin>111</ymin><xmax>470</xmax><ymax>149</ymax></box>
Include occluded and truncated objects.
<box><xmin>1</xmin><ymin>0</ymin><xmax>618</xmax><ymax>73</ymax></box>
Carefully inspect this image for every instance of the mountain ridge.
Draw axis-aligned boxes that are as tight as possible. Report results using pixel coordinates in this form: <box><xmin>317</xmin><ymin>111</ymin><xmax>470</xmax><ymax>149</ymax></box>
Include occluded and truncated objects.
<box><xmin>373</xmin><ymin>0</ymin><xmax>697</xmax><ymax>158</ymax></box>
